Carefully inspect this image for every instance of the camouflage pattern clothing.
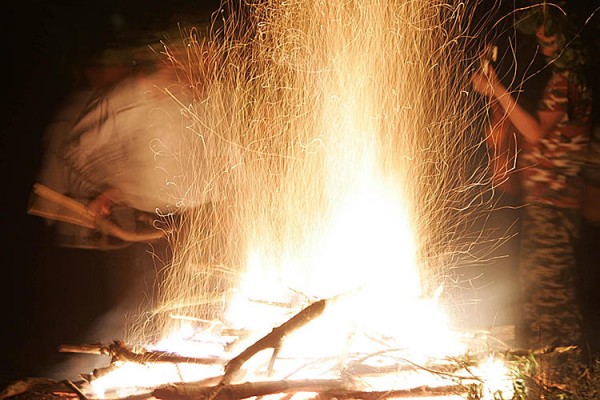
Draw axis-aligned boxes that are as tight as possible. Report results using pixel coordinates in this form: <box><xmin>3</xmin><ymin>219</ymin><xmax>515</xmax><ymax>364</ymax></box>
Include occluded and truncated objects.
<box><xmin>517</xmin><ymin>204</ymin><xmax>582</xmax><ymax>348</ymax></box>
<box><xmin>516</xmin><ymin>69</ymin><xmax>592</xmax><ymax>349</ymax></box>
<box><xmin>519</xmin><ymin>70</ymin><xmax>592</xmax><ymax>208</ymax></box>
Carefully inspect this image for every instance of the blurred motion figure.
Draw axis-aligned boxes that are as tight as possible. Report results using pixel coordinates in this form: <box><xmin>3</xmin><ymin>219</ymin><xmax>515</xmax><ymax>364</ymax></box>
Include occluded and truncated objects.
<box><xmin>31</xmin><ymin>47</ymin><xmax>136</xmax><ymax>248</ymax></box>
<box><xmin>472</xmin><ymin>8</ymin><xmax>593</xmax><ymax>352</ymax></box>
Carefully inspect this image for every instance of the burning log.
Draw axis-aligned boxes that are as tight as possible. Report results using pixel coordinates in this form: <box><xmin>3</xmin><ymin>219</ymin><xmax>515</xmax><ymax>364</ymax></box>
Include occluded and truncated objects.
<box><xmin>54</xmin><ymin>304</ymin><xmax>583</xmax><ymax>400</ymax></box>
<box><xmin>344</xmin><ymin>358</ymin><xmax>475</xmax><ymax>381</ymax></box>
<box><xmin>152</xmin><ymin>380</ymin><xmax>470</xmax><ymax>400</ymax></box>
<box><xmin>59</xmin><ymin>298</ymin><xmax>328</xmax><ymax>383</ymax></box>
<box><xmin>153</xmin><ymin>379</ymin><xmax>343</xmax><ymax>400</ymax></box>
<box><xmin>59</xmin><ymin>341</ymin><xmax>222</xmax><ymax>366</ymax></box>
<box><xmin>221</xmin><ymin>299</ymin><xmax>327</xmax><ymax>384</ymax></box>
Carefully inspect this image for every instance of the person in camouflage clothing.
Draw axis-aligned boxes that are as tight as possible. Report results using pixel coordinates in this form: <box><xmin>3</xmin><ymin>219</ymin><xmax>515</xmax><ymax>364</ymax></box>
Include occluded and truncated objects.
<box><xmin>517</xmin><ymin>61</ymin><xmax>592</xmax><ymax>349</ymax></box>
<box><xmin>472</xmin><ymin>19</ymin><xmax>592</xmax><ymax>350</ymax></box>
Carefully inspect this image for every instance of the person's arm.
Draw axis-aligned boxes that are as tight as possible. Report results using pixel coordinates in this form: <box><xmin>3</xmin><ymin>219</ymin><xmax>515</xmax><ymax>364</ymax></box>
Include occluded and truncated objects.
<box><xmin>472</xmin><ymin>66</ymin><xmax>565</xmax><ymax>145</ymax></box>
<box><xmin>87</xmin><ymin>186</ymin><xmax>124</xmax><ymax>217</ymax></box>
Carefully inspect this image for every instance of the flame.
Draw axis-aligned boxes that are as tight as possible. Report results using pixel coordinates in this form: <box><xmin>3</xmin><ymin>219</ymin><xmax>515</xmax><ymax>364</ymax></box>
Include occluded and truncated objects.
<box><xmin>91</xmin><ymin>361</ymin><xmax>218</xmax><ymax>399</ymax></box>
<box><xmin>471</xmin><ymin>356</ymin><xmax>516</xmax><ymax>400</ymax></box>
<box><xmin>225</xmin><ymin>153</ymin><xmax>466</xmax><ymax>367</ymax></box>
<box><xmin>88</xmin><ymin>157</ymin><xmax>508</xmax><ymax>398</ymax></box>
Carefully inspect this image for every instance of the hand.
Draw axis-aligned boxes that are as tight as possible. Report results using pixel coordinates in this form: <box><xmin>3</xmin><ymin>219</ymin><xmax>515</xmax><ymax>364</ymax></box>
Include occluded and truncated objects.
<box><xmin>88</xmin><ymin>187</ymin><xmax>123</xmax><ymax>217</ymax></box>
<box><xmin>471</xmin><ymin>64</ymin><xmax>499</xmax><ymax>98</ymax></box>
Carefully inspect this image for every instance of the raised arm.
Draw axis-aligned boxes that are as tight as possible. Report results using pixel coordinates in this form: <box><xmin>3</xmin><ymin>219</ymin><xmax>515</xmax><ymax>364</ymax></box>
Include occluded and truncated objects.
<box><xmin>472</xmin><ymin>65</ymin><xmax>565</xmax><ymax>145</ymax></box>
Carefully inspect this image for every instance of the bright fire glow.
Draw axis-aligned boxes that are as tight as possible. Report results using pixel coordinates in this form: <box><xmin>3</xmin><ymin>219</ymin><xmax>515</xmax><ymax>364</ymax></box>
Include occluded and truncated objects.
<box><xmin>86</xmin><ymin>0</ymin><xmax>511</xmax><ymax>398</ymax></box>
<box><xmin>90</xmin><ymin>361</ymin><xmax>220</xmax><ymax>399</ymax></box>
<box><xmin>224</xmin><ymin>156</ymin><xmax>467</xmax><ymax>372</ymax></box>
<box><xmin>471</xmin><ymin>356</ymin><xmax>516</xmax><ymax>400</ymax></box>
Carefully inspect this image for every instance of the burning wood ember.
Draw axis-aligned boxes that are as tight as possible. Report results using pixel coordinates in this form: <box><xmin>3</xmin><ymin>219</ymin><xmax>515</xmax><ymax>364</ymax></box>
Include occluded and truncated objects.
<box><xmin>1</xmin><ymin>378</ymin><xmax>467</xmax><ymax>400</ymax></box>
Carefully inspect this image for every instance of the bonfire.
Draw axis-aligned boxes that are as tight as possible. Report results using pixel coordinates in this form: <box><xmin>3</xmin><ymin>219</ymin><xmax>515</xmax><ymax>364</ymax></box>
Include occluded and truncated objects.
<box><xmin>6</xmin><ymin>1</ymin><xmax>598</xmax><ymax>400</ymax></box>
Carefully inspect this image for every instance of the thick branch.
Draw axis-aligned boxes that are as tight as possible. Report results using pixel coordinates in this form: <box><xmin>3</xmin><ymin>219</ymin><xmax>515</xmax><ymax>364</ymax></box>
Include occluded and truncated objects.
<box><xmin>153</xmin><ymin>379</ymin><xmax>342</xmax><ymax>400</ymax></box>
<box><xmin>221</xmin><ymin>299</ymin><xmax>327</xmax><ymax>384</ymax></box>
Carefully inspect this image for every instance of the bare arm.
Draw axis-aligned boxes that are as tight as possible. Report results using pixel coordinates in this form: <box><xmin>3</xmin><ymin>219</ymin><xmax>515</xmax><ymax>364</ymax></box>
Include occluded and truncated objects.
<box><xmin>472</xmin><ymin>66</ymin><xmax>565</xmax><ymax>145</ymax></box>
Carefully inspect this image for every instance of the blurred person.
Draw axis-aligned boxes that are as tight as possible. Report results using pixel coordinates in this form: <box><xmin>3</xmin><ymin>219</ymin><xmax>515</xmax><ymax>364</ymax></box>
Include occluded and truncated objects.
<box><xmin>23</xmin><ymin>45</ymin><xmax>137</xmax><ymax>380</ymax></box>
<box><xmin>60</xmin><ymin>28</ymin><xmax>230</xmax><ymax>222</ymax></box>
<box><xmin>472</xmin><ymin>9</ymin><xmax>593</xmax><ymax>354</ymax></box>
<box><xmin>467</xmin><ymin>30</ymin><xmax>554</xmax><ymax>335</ymax></box>
<box><xmin>63</xmin><ymin>56</ymin><xmax>186</xmax><ymax>219</ymax></box>
<box><xmin>32</xmin><ymin>45</ymin><xmax>203</xmax><ymax>245</ymax></box>
<box><xmin>27</xmin><ymin>34</ymin><xmax>237</xmax><ymax>379</ymax></box>
<box><xmin>32</xmin><ymin>46</ymin><xmax>134</xmax><ymax>249</ymax></box>
<box><xmin>23</xmin><ymin>6</ymin><xmax>239</xmax><ymax>379</ymax></box>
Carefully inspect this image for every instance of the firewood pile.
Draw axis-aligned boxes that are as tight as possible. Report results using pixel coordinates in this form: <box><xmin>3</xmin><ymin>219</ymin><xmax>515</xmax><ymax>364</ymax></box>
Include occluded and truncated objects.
<box><xmin>1</xmin><ymin>299</ymin><xmax>584</xmax><ymax>400</ymax></box>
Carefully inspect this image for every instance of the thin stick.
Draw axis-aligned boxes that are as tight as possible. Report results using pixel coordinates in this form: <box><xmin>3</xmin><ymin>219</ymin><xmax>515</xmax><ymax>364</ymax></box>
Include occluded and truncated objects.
<box><xmin>61</xmin><ymin>380</ymin><xmax>89</xmax><ymax>400</ymax></box>
<box><xmin>317</xmin><ymin>384</ymin><xmax>468</xmax><ymax>400</ymax></box>
<box><xmin>30</xmin><ymin>183</ymin><xmax>165</xmax><ymax>242</ymax></box>
<box><xmin>60</xmin><ymin>341</ymin><xmax>222</xmax><ymax>366</ymax></box>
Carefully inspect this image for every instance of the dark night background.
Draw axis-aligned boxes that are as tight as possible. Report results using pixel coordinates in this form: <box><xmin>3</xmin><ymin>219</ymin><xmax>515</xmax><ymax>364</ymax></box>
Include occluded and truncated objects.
<box><xmin>1</xmin><ymin>0</ymin><xmax>598</xmax><ymax>390</ymax></box>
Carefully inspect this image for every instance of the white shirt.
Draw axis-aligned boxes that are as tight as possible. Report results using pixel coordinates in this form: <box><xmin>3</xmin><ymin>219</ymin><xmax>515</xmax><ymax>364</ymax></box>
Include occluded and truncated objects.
<box><xmin>64</xmin><ymin>68</ymin><xmax>232</xmax><ymax>213</ymax></box>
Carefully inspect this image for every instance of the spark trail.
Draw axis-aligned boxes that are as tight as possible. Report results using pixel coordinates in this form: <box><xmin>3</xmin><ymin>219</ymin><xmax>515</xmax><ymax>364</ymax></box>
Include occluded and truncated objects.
<box><xmin>126</xmin><ymin>0</ymin><xmax>497</xmax><ymax>368</ymax></box>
